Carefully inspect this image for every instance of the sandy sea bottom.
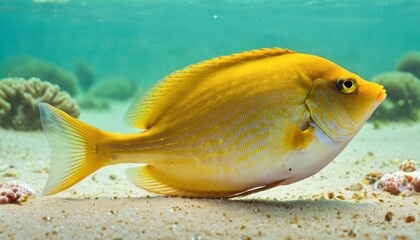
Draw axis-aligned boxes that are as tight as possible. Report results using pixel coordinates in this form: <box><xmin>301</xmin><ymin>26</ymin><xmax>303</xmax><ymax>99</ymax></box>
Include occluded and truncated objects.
<box><xmin>1</xmin><ymin>101</ymin><xmax>419</xmax><ymax>239</ymax></box>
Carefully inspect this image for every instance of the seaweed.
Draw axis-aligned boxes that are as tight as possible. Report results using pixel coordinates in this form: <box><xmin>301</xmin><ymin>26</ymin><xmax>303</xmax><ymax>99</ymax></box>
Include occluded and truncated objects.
<box><xmin>371</xmin><ymin>72</ymin><xmax>420</xmax><ymax>122</ymax></box>
<box><xmin>74</xmin><ymin>60</ymin><xmax>95</xmax><ymax>92</ymax></box>
<box><xmin>89</xmin><ymin>77</ymin><xmax>137</xmax><ymax>100</ymax></box>
<box><xmin>1</xmin><ymin>56</ymin><xmax>79</xmax><ymax>96</ymax></box>
<box><xmin>0</xmin><ymin>77</ymin><xmax>80</xmax><ymax>131</ymax></box>
<box><xmin>76</xmin><ymin>94</ymin><xmax>110</xmax><ymax>110</ymax></box>
<box><xmin>397</xmin><ymin>52</ymin><xmax>420</xmax><ymax>79</ymax></box>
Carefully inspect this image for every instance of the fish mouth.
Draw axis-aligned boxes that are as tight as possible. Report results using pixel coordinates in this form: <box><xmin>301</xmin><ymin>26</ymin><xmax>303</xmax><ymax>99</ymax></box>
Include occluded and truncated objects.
<box><xmin>376</xmin><ymin>85</ymin><xmax>387</xmax><ymax>103</ymax></box>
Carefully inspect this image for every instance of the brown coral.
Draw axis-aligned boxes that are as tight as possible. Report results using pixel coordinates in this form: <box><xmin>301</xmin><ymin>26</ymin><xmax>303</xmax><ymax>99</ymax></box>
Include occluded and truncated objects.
<box><xmin>89</xmin><ymin>77</ymin><xmax>137</xmax><ymax>100</ymax></box>
<box><xmin>0</xmin><ymin>77</ymin><xmax>80</xmax><ymax>131</ymax></box>
<box><xmin>371</xmin><ymin>72</ymin><xmax>420</xmax><ymax>122</ymax></box>
<box><xmin>76</xmin><ymin>93</ymin><xmax>110</xmax><ymax>110</ymax></box>
<box><xmin>1</xmin><ymin>56</ymin><xmax>79</xmax><ymax>96</ymax></box>
<box><xmin>397</xmin><ymin>52</ymin><xmax>420</xmax><ymax>79</ymax></box>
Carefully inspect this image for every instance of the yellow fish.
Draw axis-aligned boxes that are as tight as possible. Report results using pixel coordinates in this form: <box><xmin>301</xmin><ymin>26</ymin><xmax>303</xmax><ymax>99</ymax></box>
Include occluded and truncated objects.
<box><xmin>39</xmin><ymin>48</ymin><xmax>386</xmax><ymax>198</ymax></box>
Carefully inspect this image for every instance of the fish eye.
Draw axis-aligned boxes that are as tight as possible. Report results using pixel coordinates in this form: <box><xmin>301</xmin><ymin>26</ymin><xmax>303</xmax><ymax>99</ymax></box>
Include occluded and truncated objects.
<box><xmin>337</xmin><ymin>77</ymin><xmax>357</xmax><ymax>94</ymax></box>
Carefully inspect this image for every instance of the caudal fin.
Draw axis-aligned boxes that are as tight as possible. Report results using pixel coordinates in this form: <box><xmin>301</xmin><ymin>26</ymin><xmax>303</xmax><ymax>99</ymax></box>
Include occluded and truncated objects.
<box><xmin>39</xmin><ymin>103</ymin><xmax>107</xmax><ymax>196</ymax></box>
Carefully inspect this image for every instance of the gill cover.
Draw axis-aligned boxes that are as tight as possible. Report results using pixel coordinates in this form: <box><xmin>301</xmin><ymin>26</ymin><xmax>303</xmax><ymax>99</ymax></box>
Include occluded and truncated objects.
<box><xmin>305</xmin><ymin>78</ymin><xmax>361</xmax><ymax>142</ymax></box>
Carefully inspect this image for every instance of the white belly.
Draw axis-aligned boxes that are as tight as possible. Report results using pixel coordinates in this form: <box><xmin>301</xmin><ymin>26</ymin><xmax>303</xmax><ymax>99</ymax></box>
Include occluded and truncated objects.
<box><xmin>281</xmin><ymin>122</ymin><xmax>351</xmax><ymax>184</ymax></box>
<box><xmin>243</xmin><ymin>121</ymin><xmax>352</xmax><ymax>188</ymax></box>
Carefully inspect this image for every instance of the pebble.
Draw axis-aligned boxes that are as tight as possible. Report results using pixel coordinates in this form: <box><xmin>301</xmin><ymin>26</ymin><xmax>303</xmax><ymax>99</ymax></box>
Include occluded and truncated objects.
<box><xmin>405</xmin><ymin>215</ymin><xmax>416</xmax><ymax>223</ymax></box>
<box><xmin>384</xmin><ymin>212</ymin><xmax>394</xmax><ymax>222</ymax></box>
<box><xmin>109</xmin><ymin>174</ymin><xmax>117</xmax><ymax>180</ymax></box>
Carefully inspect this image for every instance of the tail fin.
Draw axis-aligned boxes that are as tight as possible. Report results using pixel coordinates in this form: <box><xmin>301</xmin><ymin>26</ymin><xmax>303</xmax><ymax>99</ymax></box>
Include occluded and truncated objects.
<box><xmin>39</xmin><ymin>103</ymin><xmax>107</xmax><ymax>196</ymax></box>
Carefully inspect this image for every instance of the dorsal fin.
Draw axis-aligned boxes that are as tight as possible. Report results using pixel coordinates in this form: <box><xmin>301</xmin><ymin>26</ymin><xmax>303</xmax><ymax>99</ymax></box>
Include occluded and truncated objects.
<box><xmin>125</xmin><ymin>47</ymin><xmax>297</xmax><ymax>129</ymax></box>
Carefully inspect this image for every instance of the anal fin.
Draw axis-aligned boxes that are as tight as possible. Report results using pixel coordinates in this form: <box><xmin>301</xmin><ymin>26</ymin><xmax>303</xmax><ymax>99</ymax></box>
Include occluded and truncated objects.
<box><xmin>125</xmin><ymin>166</ymin><xmax>240</xmax><ymax>198</ymax></box>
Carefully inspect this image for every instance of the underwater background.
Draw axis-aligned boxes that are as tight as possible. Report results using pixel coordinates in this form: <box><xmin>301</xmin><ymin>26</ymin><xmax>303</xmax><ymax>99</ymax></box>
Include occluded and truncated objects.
<box><xmin>1</xmin><ymin>0</ymin><xmax>419</xmax><ymax>90</ymax></box>
<box><xmin>1</xmin><ymin>1</ymin><xmax>420</xmax><ymax>239</ymax></box>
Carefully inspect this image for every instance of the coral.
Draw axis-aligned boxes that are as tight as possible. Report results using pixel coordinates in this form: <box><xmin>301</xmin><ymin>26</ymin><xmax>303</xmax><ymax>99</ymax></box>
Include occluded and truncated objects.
<box><xmin>397</xmin><ymin>52</ymin><xmax>420</xmax><ymax>79</ymax></box>
<box><xmin>362</xmin><ymin>172</ymin><xmax>383</xmax><ymax>185</ymax></box>
<box><xmin>371</xmin><ymin>72</ymin><xmax>420</xmax><ymax>122</ymax></box>
<box><xmin>375</xmin><ymin>173</ymin><xmax>406</xmax><ymax>195</ymax></box>
<box><xmin>76</xmin><ymin>94</ymin><xmax>110</xmax><ymax>110</ymax></box>
<box><xmin>74</xmin><ymin>60</ymin><xmax>95</xmax><ymax>91</ymax></box>
<box><xmin>399</xmin><ymin>159</ymin><xmax>416</xmax><ymax>172</ymax></box>
<box><xmin>0</xmin><ymin>180</ymin><xmax>35</xmax><ymax>204</ymax></box>
<box><xmin>412</xmin><ymin>175</ymin><xmax>420</xmax><ymax>192</ymax></box>
<box><xmin>374</xmin><ymin>160</ymin><xmax>420</xmax><ymax>195</ymax></box>
<box><xmin>0</xmin><ymin>77</ymin><xmax>80</xmax><ymax>130</ymax></box>
<box><xmin>1</xmin><ymin>56</ymin><xmax>79</xmax><ymax>96</ymax></box>
<box><xmin>89</xmin><ymin>77</ymin><xmax>137</xmax><ymax>100</ymax></box>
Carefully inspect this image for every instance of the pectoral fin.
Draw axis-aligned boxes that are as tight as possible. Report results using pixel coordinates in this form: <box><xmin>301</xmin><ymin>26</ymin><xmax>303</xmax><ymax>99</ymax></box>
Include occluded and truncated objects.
<box><xmin>273</xmin><ymin>120</ymin><xmax>315</xmax><ymax>153</ymax></box>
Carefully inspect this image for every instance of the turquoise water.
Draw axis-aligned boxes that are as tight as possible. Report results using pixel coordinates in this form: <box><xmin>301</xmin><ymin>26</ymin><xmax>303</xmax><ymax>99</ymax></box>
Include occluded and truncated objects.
<box><xmin>1</xmin><ymin>0</ymin><xmax>419</xmax><ymax>89</ymax></box>
<box><xmin>1</xmin><ymin>2</ymin><xmax>420</xmax><ymax>239</ymax></box>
